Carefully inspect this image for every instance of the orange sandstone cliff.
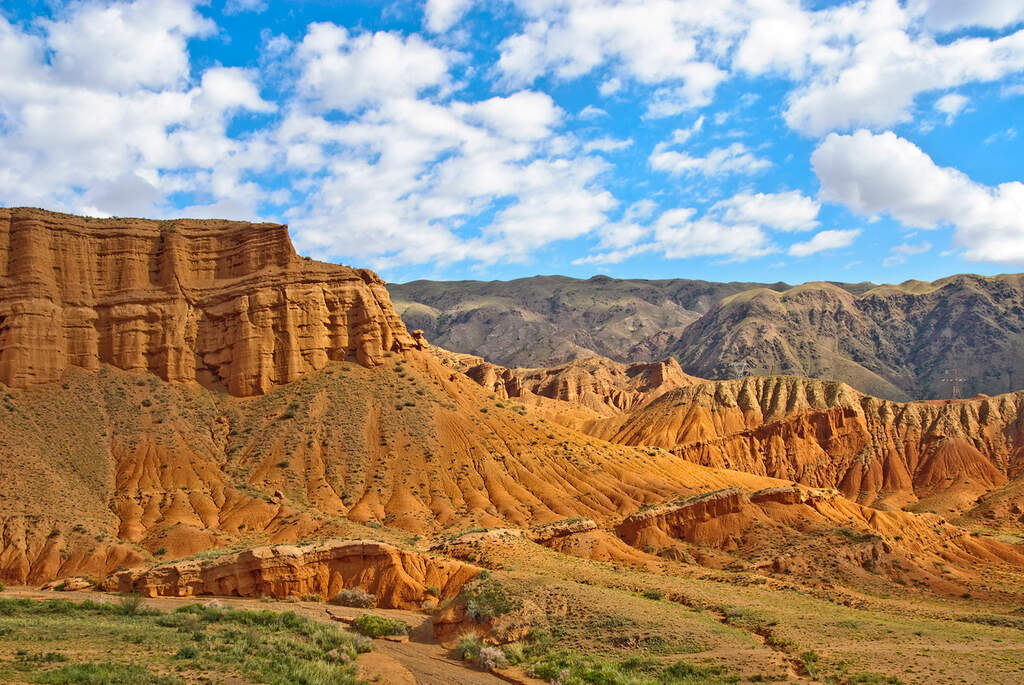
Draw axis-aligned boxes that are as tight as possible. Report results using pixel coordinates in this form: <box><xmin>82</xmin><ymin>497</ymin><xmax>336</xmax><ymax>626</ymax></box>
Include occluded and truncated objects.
<box><xmin>0</xmin><ymin>207</ymin><xmax>415</xmax><ymax>396</ymax></box>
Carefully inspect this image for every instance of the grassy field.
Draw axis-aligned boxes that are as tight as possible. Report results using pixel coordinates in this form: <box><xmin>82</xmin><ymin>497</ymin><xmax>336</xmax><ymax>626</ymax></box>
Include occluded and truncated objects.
<box><xmin>440</xmin><ymin>534</ymin><xmax>1024</xmax><ymax>685</ymax></box>
<box><xmin>0</xmin><ymin>595</ymin><xmax>369</xmax><ymax>685</ymax></box>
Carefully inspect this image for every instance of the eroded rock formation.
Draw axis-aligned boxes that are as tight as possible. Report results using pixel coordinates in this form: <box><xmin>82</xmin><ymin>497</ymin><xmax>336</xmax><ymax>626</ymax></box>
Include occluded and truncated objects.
<box><xmin>587</xmin><ymin>376</ymin><xmax>1024</xmax><ymax>511</ymax></box>
<box><xmin>464</xmin><ymin>355</ymin><xmax>701</xmax><ymax>418</ymax></box>
<box><xmin>0</xmin><ymin>207</ymin><xmax>414</xmax><ymax>395</ymax></box>
<box><xmin>101</xmin><ymin>540</ymin><xmax>479</xmax><ymax>609</ymax></box>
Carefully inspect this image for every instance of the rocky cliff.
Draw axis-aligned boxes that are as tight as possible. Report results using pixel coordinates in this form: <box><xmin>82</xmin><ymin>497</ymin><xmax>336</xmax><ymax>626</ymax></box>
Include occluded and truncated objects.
<box><xmin>0</xmin><ymin>207</ymin><xmax>415</xmax><ymax>395</ymax></box>
<box><xmin>586</xmin><ymin>376</ymin><xmax>1024</xmax><ymax>512</ymax></box>
<box><xmin>464</xmin><ymin>356</ymin><xmax>702</xmax><ymax>418</ymax></box>
<box><xmin>102</xmin><ymin>540</ymin><xmax>478</xmax><ymax>608</ymax></box>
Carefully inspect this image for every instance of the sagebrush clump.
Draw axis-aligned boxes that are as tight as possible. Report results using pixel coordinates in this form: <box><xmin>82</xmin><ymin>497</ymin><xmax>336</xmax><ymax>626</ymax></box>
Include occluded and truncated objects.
<box><xmin>329</xmin><ymin>588</ymin><xmax>377</xmax><ymax>608</ymax></box>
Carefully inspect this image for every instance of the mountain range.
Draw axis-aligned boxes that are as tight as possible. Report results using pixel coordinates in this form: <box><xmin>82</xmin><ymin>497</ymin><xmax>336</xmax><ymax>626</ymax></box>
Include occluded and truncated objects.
<box><xmin>390</xmin><ymin>273</ymin><xmax>1024</xmax><ymax>401</ymax></box>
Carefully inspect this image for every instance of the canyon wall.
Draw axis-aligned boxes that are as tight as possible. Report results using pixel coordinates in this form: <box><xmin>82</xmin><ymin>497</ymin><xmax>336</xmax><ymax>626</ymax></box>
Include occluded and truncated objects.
<box><xmin>0</xmin><ymin>207</ymin><xmax>415</xmax><ymax>395</ymax></box>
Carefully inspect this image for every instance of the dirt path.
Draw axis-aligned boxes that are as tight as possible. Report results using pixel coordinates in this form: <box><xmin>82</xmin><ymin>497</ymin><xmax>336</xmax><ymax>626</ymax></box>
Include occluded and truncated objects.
<box><xmin>3</xmin><ymin>588</ymin><xmax>510</xmax><ymax>685</ymax></box>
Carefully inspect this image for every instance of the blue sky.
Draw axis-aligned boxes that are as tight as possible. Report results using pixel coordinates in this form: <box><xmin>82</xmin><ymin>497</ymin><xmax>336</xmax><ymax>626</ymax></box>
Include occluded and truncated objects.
<box><xmin>1</xmin><ymin>0</ymin><xmax>1023</xmax><ymax>285</ymax></box>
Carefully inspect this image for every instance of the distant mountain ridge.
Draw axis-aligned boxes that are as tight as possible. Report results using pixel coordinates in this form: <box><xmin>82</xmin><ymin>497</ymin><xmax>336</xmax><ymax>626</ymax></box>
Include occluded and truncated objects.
<box><xmin>389</xmin><ymin>272</ymin><xmax>1024</xmax><ymax>401</ymax></box>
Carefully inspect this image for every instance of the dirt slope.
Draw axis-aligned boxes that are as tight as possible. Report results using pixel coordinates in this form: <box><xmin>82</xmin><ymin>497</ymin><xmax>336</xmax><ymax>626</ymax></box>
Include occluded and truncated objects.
<box><xmin>0</xmin><ymin>352</ymin><xmax>778</xmax><ymax>585</ymax></box>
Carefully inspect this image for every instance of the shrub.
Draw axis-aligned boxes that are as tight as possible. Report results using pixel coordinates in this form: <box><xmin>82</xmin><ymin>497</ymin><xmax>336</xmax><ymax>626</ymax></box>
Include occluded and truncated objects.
<box><xmin>454</xmin><ymin>633</ymin><xmax>482</xmax><ymax>661</ymax></box>
<box><xmin>300</xmin><ymin>593</ymin><xmax>322</xmax><ymax>602</ymax></box>
<box><xmin>154</xmin><ymin>547</ymin><xmax>167</xmax><ymax>557</ymax></box>
<box><xmin>642</xmin><ymin>589</ymin><xmax>663</xmax><ymax>601</ymax></box>
<box><xmin>175</xmin><ymin>645</ymin><xmax>200</xmax><ymax>659</ymax></box>
<box><xmin>800</xmin><ymin>650</ymin><xmax>820</xmax><ymax>678</ymax></box>
<box><xmin>502</xmin><ymin>642</ymin><xmax>526</xmax><ymax>665</ymax></box>
<box><xmin>329</xmin><ymin>588</ymin><xmax>377</xmax><ymax>608</ymax></box>
<box><xmin>477</xmin><ymin>646</ymin><xmax>509</xmax><ymax>670</ymax></box>
<box><xmin>116</xmin><ymin>593</ymin><xmax>145</xmax><ymax>616</ymax></box>
<box><xmin>463</xmin><ymin>578</ymin><xmax>521</xmax><ymax>622</ymax></box>
<box><xmin>351</xmin><ymin>614</ymin><xmax>410</xmax><ymax>638</ymax></box>
<box><xmin>0</xmin><ymin>582</ymin><xmax>4</xmax><ymax>592</ymax></box>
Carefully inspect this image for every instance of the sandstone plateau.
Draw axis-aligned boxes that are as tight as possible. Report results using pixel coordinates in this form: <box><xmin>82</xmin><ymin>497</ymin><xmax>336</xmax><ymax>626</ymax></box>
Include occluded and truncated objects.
<box><xmin>0</xmin><ymin>207</ymin><xmax>415</xmax><ymax>396</ymax></box>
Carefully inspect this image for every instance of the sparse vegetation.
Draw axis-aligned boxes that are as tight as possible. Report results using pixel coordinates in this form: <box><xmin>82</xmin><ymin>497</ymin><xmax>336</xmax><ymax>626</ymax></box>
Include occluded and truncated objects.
<box><xmin>350</xmin><ymin>613</ymin><xmax>410</xmax><ymax>638</ymax></box>
<box><xmin>461</xmin><ymin>577</ymin><xmax>521</xmax><ymax>622</ymax></box>
<box><xmin>329</xmin><ymin>588</ymin><xmax>377</xmax><ymax>609</ymax></box>
<box><xmin>0</xmin><ymin>597</ymin><xmax>366</xmax><ymax>684</ymax></box>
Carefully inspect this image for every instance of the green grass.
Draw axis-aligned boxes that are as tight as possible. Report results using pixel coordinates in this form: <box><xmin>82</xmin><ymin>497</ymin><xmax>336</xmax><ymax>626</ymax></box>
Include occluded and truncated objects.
<box><xmin>35</xmin><ymin>662</ymin><xmax>182</xmax><ymax>684</ymax></box>
<box><xmin>0</xmin><ymin>597</ymin><xmax>368</xmax><ymax>685</ymax></box>
<box><xmin>351</xmin><ymin>614</ymin><xmax>410</xmax><ymax>638</ymax></box>
<box><xmin>461</xmin><ymin>577</ymin><xmax>522</xmax><ymax>622</ymax></box>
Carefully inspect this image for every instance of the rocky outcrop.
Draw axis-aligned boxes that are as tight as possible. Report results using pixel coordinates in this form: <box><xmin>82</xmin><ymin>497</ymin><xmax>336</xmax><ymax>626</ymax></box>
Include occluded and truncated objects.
<box><xmin>587</xmin><ymin>376</ymin><xmax>1024</xmax><ymax>511</ymax></box>
<box><xmin>101</xmin><ymin>540</ymin><xmax>479</xmax><ymax>609</ymax></box>
<box><xmin>0</xmin><ymin>208</ymin><xmax>414</xmax><ymax>395</ymax></box>
<box><xmin>465</xmin><ymin>356</ymin><xmax>701</xmax><ymax>417</ymax></box>
<box><xmin>614</xmin><ymin>485</ymin><xmax>1024</xmax><ymax>594</ymax></box>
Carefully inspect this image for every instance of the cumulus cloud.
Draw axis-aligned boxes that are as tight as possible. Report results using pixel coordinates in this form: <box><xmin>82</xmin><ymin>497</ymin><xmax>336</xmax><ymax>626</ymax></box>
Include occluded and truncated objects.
<box><xmin>730</xmin><ymin>0</ymin><xmax>1024</xmax><ymax>136</ymax></box>
<box><xmin>424</xmin><ymin>0</ymin><xmax>474</xmax><ymax>32</ymax></box>
<box><xmin>812</xmin><ymin>130</ymin><xmax>1024</xmax><ymax>264</ymax></box>
<box><xmin>296</xmin><ymin>24</ymin><xmax>452</xmax><ymax>112</ymax></box>
<box><xmin>495</xmin><ymin>0</ymin><xmax>739</xmax><ymax>114</ymax></box>
<box><xmin>788</xmin><ymin>229</ymin><xmax>861</xmax><ymax>257</ymax></box>
<box><xmin>935</xmin><ymin>93</ymin><xmax>969</xmax><ymax>122</ymax></box>
<box><xmin>0</xmin><ymin>2</ymin><xmax>271</xmax><ymax>219</ymax></box>
<box><xmin>711</xmin><ymin>191</ymin><xmax>820</xmax><ymax>232</ymax></box>
<box><xmin>650</xmin><ymin>142</ymin><xmax>770</xmax><ymax>177</ymax></box>
<box><xmin>278</xmin><ymin>21</ymin><xmax>617</xmax><ymax>268</ymax></box>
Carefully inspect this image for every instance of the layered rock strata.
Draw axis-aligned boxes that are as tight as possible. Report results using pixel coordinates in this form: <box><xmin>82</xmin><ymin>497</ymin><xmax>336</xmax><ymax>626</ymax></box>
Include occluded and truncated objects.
<box><xmin>101</xmin><ymin>540</ymin><xmax>478</xmax><ymax>609</ymax></box>
<box><xmin>0</xmin><ymin>207</ymin><xmax>414</xmax><ymax>395</ymax></box>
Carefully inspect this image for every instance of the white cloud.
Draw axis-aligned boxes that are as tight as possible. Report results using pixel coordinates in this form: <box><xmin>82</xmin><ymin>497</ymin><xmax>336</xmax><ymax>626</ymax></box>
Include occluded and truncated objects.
<box><xmin>650</xmin><ymin>142</ymin><xmax>770</xmax><ymax>177</ymax></box>
<box><xmin>583</xmin><ymin>137</ymin><xmax>632</xmax><ymax>153</ymax></box>
<box><xmin>783</xmin><ymin>21</ymin><xmax>1024</xmax><ymax>136</ymax></box>
<box><xmin>909</xmin><ymin>0</ymin><xmax>1024</xmax><ymax>32</ymax></box>
<box><xmin>813</xmin><ymin>129</ymin><xmax>1024</xmax><ymax>264</ymax></box>
<box><xmin>653</xmin><ymin>209</ymin><xmax>772</xmax><ymax>260</ymax></box>
<box><xmin>297</xmin><ymin>24</ymin><xmax>452</xmax><ymax>112</ymax></box>
<box><xmin>788</xmin><ymin>229</ymin><xmax>861</xmax><ymax>257</ymax></box>
<box><xmin>459</xmin><ymin>91</ymin><xmax>562</xmax><ymax>141</ymax></box>
<box><xmin>712</xmin><ymin>191</ymin><xmax>820</xmax><ymax>232</ymax></box>
<box><xmin>496</xmin><ymin>0</ymin><xmax>740</xmax><ymax>114</ymax></box>
<box><xmin>224</xmin><ymin>0</ymin><xmax>267</xmax><ymax>15</ymax></box>
<box><xmin>984</xmin><ymin>127</ymin><xmax>1018</xmax><ymax>144</ymax></box>
<box><xmin>665</xmin><ymin>115</ymin><xmax>704</xmax><ymax>146</ymax></box>
<box><xmin>891</xmin><ymin>240</ymin><xmax>933</xmax><ymax>256</ymax></box>
<box><xmin>0</xmin><ymin>4</ymin><xmax>271</xmax><ymax>219</ymax></box>
<box><xmin>884</xmin><ymin>239</ymin><xmax>933</xmax><ymax>265</ymax></box>
<box><xmin>424</xmin><ymin>0</ymin><xmax>474</xmax><ymax>32</ymax></box>
<box><xmin>598</xmin><ymin>77</ymin><xmax>622</xmax><ymax>96</ymax></box>
<box><xmin>42</xmin><ymin>0</ymin><xmax>215</xmax><ymax>91</ymax></box>
<box><xmin>935</xmin><ymin>93</ymin><xmax>968</xmax><ymax>122</ymax></box>
<box><xmin>578</xmin><ymin>105</ymin><xmax>607</xmax><ymax>119</ymax></box>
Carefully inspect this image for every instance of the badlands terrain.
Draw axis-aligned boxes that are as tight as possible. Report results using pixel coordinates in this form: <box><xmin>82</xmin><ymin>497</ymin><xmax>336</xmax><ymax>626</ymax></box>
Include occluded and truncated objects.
<box><xmin>2</xmin><ymin>208</ymin><xmax>1024</xmax><ymax>684</ymax></box>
